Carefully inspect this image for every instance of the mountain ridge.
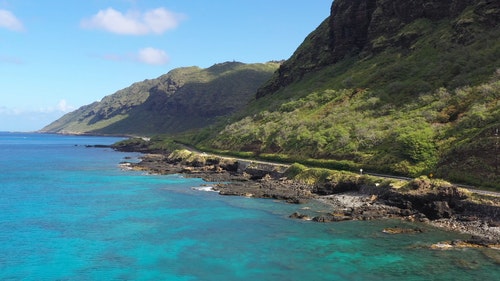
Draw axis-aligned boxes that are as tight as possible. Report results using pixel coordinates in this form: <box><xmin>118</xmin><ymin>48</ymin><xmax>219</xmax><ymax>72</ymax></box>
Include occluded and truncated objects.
<box><xmin>40</xmin><ymin>61</ymin><xmax>280</xmax><ymax>135</ymax></box>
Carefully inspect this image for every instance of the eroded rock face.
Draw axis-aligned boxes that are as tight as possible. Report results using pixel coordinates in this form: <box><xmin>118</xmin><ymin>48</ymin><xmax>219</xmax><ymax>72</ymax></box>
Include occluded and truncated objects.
<box><xmin>339</xmin><ymin>0</ymin><xmax>496</xmax><ymax>55</ymax></box>
<box><xmin>328</xmin><ymin>0</ymin><xmax>377</xmax><ymax>61</ymax></box>
<box><xmin>257</xmin><ymin>0</ymin><xmax>499</xmax><ymax>98</ymax></box>
<box><xmin>423</xmin><ymin>201</ymin><xmax>453</xmax><ymax>220</ymax></box>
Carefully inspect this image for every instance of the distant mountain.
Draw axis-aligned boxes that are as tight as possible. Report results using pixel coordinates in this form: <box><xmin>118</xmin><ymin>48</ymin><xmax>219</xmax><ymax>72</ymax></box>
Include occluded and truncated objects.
<box><xmin>40</xmin><ymin>61</ymin><xmax>280</xmax><ymax>135</ymax></box>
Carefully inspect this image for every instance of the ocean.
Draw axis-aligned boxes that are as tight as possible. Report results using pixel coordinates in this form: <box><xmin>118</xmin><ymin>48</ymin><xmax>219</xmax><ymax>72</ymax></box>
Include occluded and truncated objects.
<box><xmin>0</xmin><ymin>132</ymin><xmax>498</xmax><ymax>280</ymax></box>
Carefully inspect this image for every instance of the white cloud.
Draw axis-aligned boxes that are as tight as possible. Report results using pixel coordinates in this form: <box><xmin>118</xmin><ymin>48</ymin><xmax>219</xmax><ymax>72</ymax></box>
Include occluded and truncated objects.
<box><xmin>1</xmin><ymin>100</ymin><xmax>75</xmax><ymax>116</ymax></box>
<box><xmin>81</xmin><ymin>7</ymin><xmax>184</xmax><ymax>35</ymax></box>
<box><xmin>0</xmin><ymin>106</ymin><xmax>21</xmax><ymax>115</ymax></box>
<box><xmin>56</xmin><ymin>99</ymin><xmax>75</xmax><ymax>113</ymax></box>
<box><xmin>96</xmin><ymin>47</ymin><xmax>169</xmax><ymax>65</ymax></box>
<box><xmin>143</xmin><ymin>8</ymin><xmax>182</xmax><ymax>34</ymax></box>
<box><xmin>0</xmin><ymin>9</ymin><xmax>24</xmax><ymax>31</ymax></box>
<box><xmin>137</xmin><ymin>47</ymin><xmax>169</xmax><ymax>65</ymax></box>
<box><xmin>38</xmin><ymin>99</ymin><xmax>75</xmax><ymax>113</ymax></box>
<box><xmin>0</xmin><ymin>101</ymin><xmax>75</xmax><ymax>131</ymax></box>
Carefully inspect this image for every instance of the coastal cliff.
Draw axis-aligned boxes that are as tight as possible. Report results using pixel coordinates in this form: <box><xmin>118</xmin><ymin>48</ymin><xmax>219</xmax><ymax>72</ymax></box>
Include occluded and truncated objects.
<box><xmin>257</xmin><ymin>0</ymin><xmax>499</xmax><ymax>97</ymax></box>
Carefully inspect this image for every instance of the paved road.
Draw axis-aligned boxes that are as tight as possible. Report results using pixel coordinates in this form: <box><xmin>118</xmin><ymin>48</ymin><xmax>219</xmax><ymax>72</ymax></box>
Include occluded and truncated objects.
<box><xmin>180</xmin><ymin>144</ymin><xmax>500</xmax><ymax>197</ymax></box>
<box><xmin>458</xmin><ymin>186</ymin><xmax>500</xmax><ymax>197</ymax></box>
<box><xmin>366</xmin><ymin>172</ymin><xmax>500</xmax><ymax>197</ymax></box>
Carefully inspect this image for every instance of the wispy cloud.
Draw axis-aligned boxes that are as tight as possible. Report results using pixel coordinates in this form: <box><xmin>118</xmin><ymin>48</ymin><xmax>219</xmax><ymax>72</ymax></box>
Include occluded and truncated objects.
<box><xmin>97</xmin><ymin>47</ymin><xmax>170</xmax><ymax>65</ymax></box>
<box><xmin>137</xmin><ymin>47</ymin><xmax>169</xmax><ymax>65</ymax></box>
<box><xmin>56</xmin><ymin>99</ymin><xmax>75</xmax><ymax>113</ymax></box>
<box><xmin>81</xmin><ymin>7</ymin><xmax>184</xmax><ymax>35</ymax></box>
<box><xmin>0</xmin><ymin>9</ymin><xmax>24</xmax><ymax>31</ymax></box>
<box><xmin>0</xmin><ymin>99</ymin><xmax>75</xmax><ymax>116</ymax></box>
<box><xmin>0</xmin><ymin>107</ymin><xmax>70</xmax><ymax>132</ymax></box>
<box><xmin>0</xmin><ymin>106</ymin><xmax>22</xmax><ymax>115</ymax></box>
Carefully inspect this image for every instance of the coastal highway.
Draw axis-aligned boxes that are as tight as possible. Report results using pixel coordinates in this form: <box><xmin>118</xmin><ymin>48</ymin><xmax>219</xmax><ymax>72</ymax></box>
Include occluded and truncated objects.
<box><xmin>365</xmin><ymin>172</ymin><xmax>500</xmax><ymax>198</ymax></box>
<box><xmin>228</xmin><ymin>157</ymin><xmax>500</xmax><ymax>198</ymax></box>
<box><xmin>179</xmin><ymin>143</ymin><xmax>500</xmax><ymax>198</ymax></box>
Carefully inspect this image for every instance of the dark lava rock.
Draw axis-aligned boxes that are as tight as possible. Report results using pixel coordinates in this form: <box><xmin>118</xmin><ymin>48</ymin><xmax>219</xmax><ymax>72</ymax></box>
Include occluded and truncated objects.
<box><xmin>423</xmin><ymin>201</ymin><xmax>453</xmax><ymax>220</ymax></box>
<box><xmin>289</xmin><ymin>212</ymin><xmax>311</xmax><ymax>220</ymax></box>
<box><xmin>312</xmin><ymin>214</ymin><xmax>351</xmax><ymax>222</ymax></box>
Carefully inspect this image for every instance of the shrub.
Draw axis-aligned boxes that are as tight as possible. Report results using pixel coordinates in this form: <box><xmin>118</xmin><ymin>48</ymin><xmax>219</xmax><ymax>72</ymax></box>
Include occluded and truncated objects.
<box><xmin>293</xmin><ymin>168</ymin><xmax>335</xmax><ymax>186</ymax></box>
<box><xmin>259</xmin><ymin>153</ymin><xmax>296</xmax><ymax>163</ymax></box>
<box><xmin>168</xmin><ymin>149</ymin><xmax>193</xmax><ymax>162</ymax></box>
<box><xmin>284</xmin><ymin>163</ymin><xmax>308</xmax><ymax>179</ymax></box>
<box><xmin>112</xmin><ymin>137</ymin><xmax>148</xmax><ymax>149</ymax></box>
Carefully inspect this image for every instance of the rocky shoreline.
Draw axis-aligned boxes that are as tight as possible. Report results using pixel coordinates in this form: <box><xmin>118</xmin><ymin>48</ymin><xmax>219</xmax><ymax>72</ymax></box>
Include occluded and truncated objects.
<box><xmin>119</xmin><ymin>150</ymin><xmax>500</xmax><ymax>249</ymax></box>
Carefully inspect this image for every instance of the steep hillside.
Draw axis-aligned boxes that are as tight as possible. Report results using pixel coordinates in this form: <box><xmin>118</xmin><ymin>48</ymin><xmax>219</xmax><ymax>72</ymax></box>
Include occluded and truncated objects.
<box><xmin>257</xmin><ymin>0</ymin><xmax>499</xmax><ymax>98</ymax></box>
<box><xmin>189</xmin><ymin>0</ymin><xmax>500</xmax><ymax>188</ymax></box>
<box><xmin>40</xmin><ymin>61</ymin><xmax>280</xmax><ymax>135</ymax></box>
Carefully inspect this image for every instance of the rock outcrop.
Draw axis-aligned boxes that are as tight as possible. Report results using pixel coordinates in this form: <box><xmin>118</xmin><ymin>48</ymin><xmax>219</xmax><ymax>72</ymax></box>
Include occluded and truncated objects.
<box><xmin>117</xmin><ymin>146</ymin><xmax>500</xmax><ymax>246</ymax></box>
<box><xmin>257</xmin><ymin>0</ymin><xmax>499</xmax><ymax>98</ymax></box>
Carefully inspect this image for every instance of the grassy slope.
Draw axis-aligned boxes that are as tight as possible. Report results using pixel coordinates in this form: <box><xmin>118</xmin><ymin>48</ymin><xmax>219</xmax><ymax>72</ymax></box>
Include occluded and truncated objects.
<box><xmin>187</xmin><ymin>6</ymin><xmax>500</xmax><ymax>189</ymax></box>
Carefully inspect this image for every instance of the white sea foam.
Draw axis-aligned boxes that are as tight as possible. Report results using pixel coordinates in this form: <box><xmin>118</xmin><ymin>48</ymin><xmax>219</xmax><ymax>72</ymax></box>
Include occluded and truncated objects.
<box><xmin>119</xmin><ymin>162</ymin><xmax>133</xmax><ymax>170</ymax></box>
<box><xmin>192</xmin><ymin>186</ymin><xmax>219</xmax><ymax>193</ymax></box>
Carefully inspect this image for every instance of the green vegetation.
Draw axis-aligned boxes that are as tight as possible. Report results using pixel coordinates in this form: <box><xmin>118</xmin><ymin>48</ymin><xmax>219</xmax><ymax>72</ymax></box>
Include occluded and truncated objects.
<box><xmin>191</xmin><ymin>77</ymin><xmax>498</xmax><ymax>188</ymax></box>
<box><xmin>282</xmin><ymin>164</ymin><xmax>400</xmax><ymax>193</ymax></box>
<box><xmin>182</xmin><ymin>2</ymin><xmax>500</xmax><ymax>189</ymax></box>
<box><xmin>112</xmin><ymin>136</ymin><xmax>181</xmax><ymax>152</ymax></box>
<box><xmin>112</xmin><ymin>137</ymin><xmax>149</xmax><ymax>150</ymax></box>
<box><xmin>167</xmin><ymin>149</ymin><xmax>213</xmax><ymax>166</ymax></box>
<box><xmin>43</xmin><ymin>1</ymin><xmax>500</xmax><ymax>189</ymax></box>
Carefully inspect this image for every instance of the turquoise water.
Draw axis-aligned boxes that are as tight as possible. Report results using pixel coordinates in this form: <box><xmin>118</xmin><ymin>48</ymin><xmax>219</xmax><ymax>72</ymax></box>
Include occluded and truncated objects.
<box><xmin>0</xmin><ymin>132</ymin><xmax>498</xmax><ymax>280</ymax></box>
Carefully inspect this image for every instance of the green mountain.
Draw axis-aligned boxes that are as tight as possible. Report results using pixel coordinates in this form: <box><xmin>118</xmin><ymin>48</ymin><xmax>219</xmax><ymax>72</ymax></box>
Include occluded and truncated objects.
<box><xmin>42</xmin><ymin>0</ymin><xmax>499</xmax><ymax>188</ymax></box>
<box><xmin>40</xmin><ymin>61</ymin><xmax>280</xmax><ymax>135</ymax></box>
<box><xmin>187</xmin><ymin>0</ymin><xmax>499</xmax><ymax>188</ymax></box>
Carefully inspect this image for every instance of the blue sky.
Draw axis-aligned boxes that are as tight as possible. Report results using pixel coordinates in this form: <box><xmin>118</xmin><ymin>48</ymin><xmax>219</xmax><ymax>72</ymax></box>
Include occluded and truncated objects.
<box><xmin>0</xmin><ymin>0</ymin><xmax>332</xmax><ymax>132</ymax></box>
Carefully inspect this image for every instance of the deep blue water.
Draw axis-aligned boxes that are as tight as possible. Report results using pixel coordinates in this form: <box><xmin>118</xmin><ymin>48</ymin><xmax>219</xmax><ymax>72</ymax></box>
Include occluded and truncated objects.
<box><xmin>0</xmin><ymin>132</ymin><xmax>498</xmax><ymax>280</ymax></box>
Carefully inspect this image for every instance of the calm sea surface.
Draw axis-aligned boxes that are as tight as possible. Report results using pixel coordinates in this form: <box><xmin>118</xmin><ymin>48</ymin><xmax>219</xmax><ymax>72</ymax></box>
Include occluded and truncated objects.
<box><xmin>0</xmin><ymin>132</ymin><xmax>498</xmax><ymax>280</ymax></box>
